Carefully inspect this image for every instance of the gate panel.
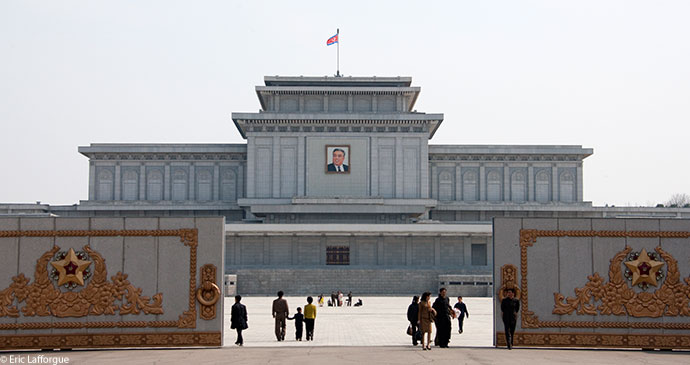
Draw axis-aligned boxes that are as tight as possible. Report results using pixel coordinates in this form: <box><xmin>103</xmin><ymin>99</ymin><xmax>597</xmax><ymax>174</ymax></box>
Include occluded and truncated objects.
<box><xmin>0</xmin><ymin>217</ymin><xmax>224</xmax><ymax>350</ymax></box>
<box><xmin>493</xmin><ymin>218</ymin><xmax>690</xmax><ymax>349</ymax></box>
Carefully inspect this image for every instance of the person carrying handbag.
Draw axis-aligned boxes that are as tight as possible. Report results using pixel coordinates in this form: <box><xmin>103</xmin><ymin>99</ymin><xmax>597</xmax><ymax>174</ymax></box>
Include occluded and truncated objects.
<box><xmin>406</xmin><ymin>296</ymin><xmax>420</xmax><ymax>346</ymax></box>
<box><xmin>418</xmin><ymin>292</ymin><xmax>436</xmax><ymax>351</ymax></box>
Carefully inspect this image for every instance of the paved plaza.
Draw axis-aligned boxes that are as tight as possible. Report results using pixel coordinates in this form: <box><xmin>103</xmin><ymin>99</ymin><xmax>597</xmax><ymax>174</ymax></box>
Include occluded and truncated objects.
<box><xmin>4</xmin><ymin>297</ymin><xmax>687</xmax><ymax>364</ymax></box>
<box><xmin>222</xmin><ymin>296</ymin><xmax>493</xmax><ymax>347</ymax></box>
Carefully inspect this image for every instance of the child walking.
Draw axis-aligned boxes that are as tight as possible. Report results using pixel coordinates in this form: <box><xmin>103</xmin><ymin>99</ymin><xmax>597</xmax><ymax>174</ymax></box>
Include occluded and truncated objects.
<box><xmin>287</xmin><ymin>307</ymin><xmax>305</xmax><ymax>341</ymax></box>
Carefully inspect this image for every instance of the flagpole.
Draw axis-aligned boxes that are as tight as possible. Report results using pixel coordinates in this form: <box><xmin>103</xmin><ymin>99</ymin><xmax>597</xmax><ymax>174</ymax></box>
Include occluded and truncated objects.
<box><xmin>336</xmin><ymin>28</ymin><xmax>340</xmax><ymax>77</ymax></box>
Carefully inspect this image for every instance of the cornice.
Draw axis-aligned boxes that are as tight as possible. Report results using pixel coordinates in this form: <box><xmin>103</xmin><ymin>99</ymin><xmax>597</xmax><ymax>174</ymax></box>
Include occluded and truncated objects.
<box><xmin>86</xmin><ymin>153</ymin><xmax>246</xmax><ymax>162</ymax></box>
<box><xmin>429</xmin><ymin>154</ymin><xmax>586</xmax><ymax>162</ymax></box>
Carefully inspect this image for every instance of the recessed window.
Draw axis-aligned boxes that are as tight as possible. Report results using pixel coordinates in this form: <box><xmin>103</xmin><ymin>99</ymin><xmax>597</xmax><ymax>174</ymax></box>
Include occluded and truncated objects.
<box><xmin>326</xmin><ymin>246</ymin><xmax>350</xmax><ymax>265</ymax></box>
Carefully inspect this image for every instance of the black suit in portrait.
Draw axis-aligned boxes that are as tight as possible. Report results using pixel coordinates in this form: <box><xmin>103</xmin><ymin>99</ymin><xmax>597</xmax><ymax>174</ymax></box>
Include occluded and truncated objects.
<box><xmin>500</xmin><ymin>297</ymin><xmax>520</xmax><ymax>349</ymax></box>
<box><xmin>327</xmin><ymin>163</ymin><xmax>349</xmax><ymax>172</ymax></box>
<box><xmin>230</xmin><ymin>302</ymin><xmax>248</xmax><ymax>345</ymax></box>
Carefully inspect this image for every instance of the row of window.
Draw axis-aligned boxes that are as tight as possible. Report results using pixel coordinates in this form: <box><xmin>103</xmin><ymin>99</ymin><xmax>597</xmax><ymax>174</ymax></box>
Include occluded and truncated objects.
<box><xmin>95</xmin><ymin>169</ymin><xmax>238</xmax><ymax>201</ymax></box>
<box><xmin>437</xmin><ymin>170</ymin><xmax>576</xmax><ymax>203</ymax></box>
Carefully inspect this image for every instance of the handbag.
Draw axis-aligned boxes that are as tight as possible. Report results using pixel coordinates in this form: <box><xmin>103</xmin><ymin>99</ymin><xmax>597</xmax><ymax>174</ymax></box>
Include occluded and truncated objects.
<box><xmin>406</xmin><ymin>324</ymin><xmax>413</xmax><ymax>336</ymax></box>
<box><xmin>430</xmin><ymin>310</ymin><xmax>436</xmax><ymax>323</ymax></box>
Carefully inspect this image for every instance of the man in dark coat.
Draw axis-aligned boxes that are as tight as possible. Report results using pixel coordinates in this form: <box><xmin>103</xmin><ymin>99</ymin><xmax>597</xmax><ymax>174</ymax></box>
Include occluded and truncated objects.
<box><xmin>432</xmin><ymin>287</ymin><xmax>452</xmax><ymax>348</ymax></box>
<box><xmin>501</xmin><ymin>288</ymin><xmax>520</xmax><ymax>349</ymax></box>
<box><xmin>406</xmin><ymin>296</ymin><xmax>420</xmax><ymax>346</ymax></box>
<box><xmin>230</xmin><ymin>295</ymin><xmax>248</xmax><ymax>346</ymax></box>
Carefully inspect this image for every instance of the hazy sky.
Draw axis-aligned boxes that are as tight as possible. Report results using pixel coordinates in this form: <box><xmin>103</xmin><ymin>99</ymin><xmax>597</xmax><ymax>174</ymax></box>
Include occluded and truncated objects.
<box><xmin>1</xmin><ymin>1</ymin><xmax>689</xmax><ymax>206</ymax></box>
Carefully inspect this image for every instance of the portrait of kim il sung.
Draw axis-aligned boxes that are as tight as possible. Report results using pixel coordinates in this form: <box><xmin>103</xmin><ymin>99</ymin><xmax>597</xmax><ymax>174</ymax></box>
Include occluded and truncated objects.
<box><xmin>326</xmin><ymin>145</ymin><xmax>350</xmax><ymax>174</ymax></box>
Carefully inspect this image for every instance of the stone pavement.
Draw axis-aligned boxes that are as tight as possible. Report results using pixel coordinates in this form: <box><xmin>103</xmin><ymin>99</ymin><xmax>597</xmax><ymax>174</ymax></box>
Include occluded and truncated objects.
<box><xmin>4</xmin><ymin>297</ymin><xmax>687</xmax><ymax>364</ymax></box>
<box><xmin>223</xmin><ymin>296</ymin><xmax>492</xmax><ymax>347</ymax></box>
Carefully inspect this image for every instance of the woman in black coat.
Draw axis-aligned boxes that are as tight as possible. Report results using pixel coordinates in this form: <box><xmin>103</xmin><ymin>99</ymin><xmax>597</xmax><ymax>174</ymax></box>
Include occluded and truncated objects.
<box><xmin>230</xmin><ymin>295</ymin><xmax>248</xmax><ymax>346</ymax></box>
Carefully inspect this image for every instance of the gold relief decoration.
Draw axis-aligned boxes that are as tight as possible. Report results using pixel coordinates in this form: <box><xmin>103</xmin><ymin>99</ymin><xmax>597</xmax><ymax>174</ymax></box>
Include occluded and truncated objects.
<box><xmin>498</xmin><ymin>264</ymin><xmax>521</xmax><ymax>301</ymax></box>
<box><xmin>197</xmin><ymin>264</ymin><xmax>221</xmax><ymax>320</ymax></box>
<box><xmin>0</xmin><ymin>229</ymin><xmax>199</xmax><ymax>330</ymax></box>
<box><xmin>496</xmin><ymin>332</ymin><xmax>690</xmax><ymax>349</ymax></box>
<box><xmin>0</xmin><ymin>332</ymin><xmax>221</xmax><ymax>350</ymax></box>
<box><xmin>50</xmin><ymin>248</ymin><xmax>92</xmax><ymax>287</ymax></box>
<box><xmin>0</xmin><ymin>244</ymin><xmax>162</xmax><ymax>318</ymax></box>
<box><xmin>553</xmin><ymin>245</ymin><xmax>690</xmax><ymax>318</ymax></box>
<box><xmin>518</xmin><ymin>229</ymin><xmax>690</xmax><ymax>331</ymax></box>
<box><xmin>623</xmin><ymin>248</ymin><xmax>664</xmax><ymax>288</ymax></box>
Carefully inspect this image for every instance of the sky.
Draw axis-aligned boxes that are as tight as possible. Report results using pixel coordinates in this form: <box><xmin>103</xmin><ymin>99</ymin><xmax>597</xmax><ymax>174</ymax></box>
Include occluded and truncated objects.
<box><xmin>1</xmin><ymin>1</ymin><xmax>689</xmax><ymax>207</ymax></box>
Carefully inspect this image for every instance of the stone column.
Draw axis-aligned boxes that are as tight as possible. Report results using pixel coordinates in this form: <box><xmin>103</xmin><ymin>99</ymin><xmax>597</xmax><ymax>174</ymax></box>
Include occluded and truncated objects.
<box><xmin>420</xmin><ymin>137</ymin><xmax>430</xmax><ymax>199</ymax></box>
<box><xmin>272</xmin><ymin>136</ymin><xmax>280</xmax><ymax>198</ymax></box>
<box><xmin>188</xmin><ymin>163</ymin><xmax>195</xmax><ymax>201</ymax></box>
<box><xmin>298</xmin><ymin>93</ymin><xmax>304</xmax><ymax>112</ymax></box>
<box><xmin>527</xmin><ymin>164</ymin><xmax>534</xmax><ymax>201</ymax></box>
<box><xmin>88</xmin><ymin>162</ymin><xmax>95</xmax><ymax>200</ymax></box>
<box><xmin>370</xmin><ymin>137</ymin><xmax>379</xmax><ymax>196</ymax></box>
<box><xmin>246</xmin><ymin>137</ymin><xmax>255</xmax><ymax>198</ymax></box>
<box><xmin>405</xmin><ymin>236</ymin><xmax>412</xmax><ymax>266</ymax></box>
<box><xmin>297</xmin><ymin>136</ymin><xmax>305</xmax><ymax>196</ymax></box>
<box><xmin>164</xmin><ymin>164</ymin><xmax>171</xmax><ymax>200</ymax></box>
<box><xmin>213</xmin><ymin>163</ymin><xmax>220</xmax><ymax>200</ymax></box>
<box><xmin>576</xmin><ymin>163</ymin><xmax>584</xmax><ymax>202</ymax></box>
<box><xmin>463</xmin><ymin>236</ymin><xmax>472</xmax><ymax>267</ymax></box>
<box><xmin>395</xmin><ymin>136</ymin><xmax>403</xmax><ymax>197</ymax></box>
<box><xmin>434</xmin><ymin>236</ymin><xmax>441</xmax><ymax>267</ymax></box>
<box><xmin>552</xmin><ymin>164</ymin><xmax>559</xmax><ymax>201</ymax></box>
<box><xmin>479</xmin><ymin>165</ymin><xmax>486</xmax><ymax>201</ymax></box>
<box><xmin>139</xmin><ymin>164</ymin><xmax>146</xmax><ymax>200</ymax></box>
<box><xmin>372</xmin><ymin>94</ymin><xmax>377</xmax><ymax>112</ymax></box>
<box><xmin>347</xmin><ymin>93</ymin><xmax>353</xmax><ymax>112</ymax></box>
<box><xmin>503</xmin><ymin>164</ymin><xmax>510</xmax><ymax>201</ymax></box>
<box><xmin>455</xmin><ymin>165</ymin><xmax>462</xmax><ymax>201</ymax></box>
<box><xmin>114</xmin><ymin>163</ymin><xmax>121</xmax><ymax>200</ymax></box>
<box><xmin>274</xmin><ymin>94</ymin><xmax>280</xmax><ymax>112</ymax></box>
<box><xmin>324</xmin><ymin>94</ymin><xmax>329</xmax><ymax>112</ymax></box>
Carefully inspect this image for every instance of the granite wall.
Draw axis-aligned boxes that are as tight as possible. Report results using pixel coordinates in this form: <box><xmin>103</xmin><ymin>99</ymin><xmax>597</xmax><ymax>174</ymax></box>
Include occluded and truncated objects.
<box><xmin>0</xmin><ymin>217</ymin><xmax>225</xmax><ymax>350</ymax></box>
<box><xmin>493</xmin><ymin>218</ymin><xmax>690</xmax><ymax>349</ymax></box>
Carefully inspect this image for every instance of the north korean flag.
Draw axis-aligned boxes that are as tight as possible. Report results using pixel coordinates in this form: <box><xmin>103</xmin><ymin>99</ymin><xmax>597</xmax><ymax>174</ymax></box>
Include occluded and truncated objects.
<box><xmin>327</xmin><ymin>34</ymin><xmax>338</xmax><ymax>46</ymax></box>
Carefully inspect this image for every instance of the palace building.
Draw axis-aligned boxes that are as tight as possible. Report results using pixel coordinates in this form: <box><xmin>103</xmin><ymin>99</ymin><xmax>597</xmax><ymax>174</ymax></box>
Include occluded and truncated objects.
<box><xmin>3</xmin><ymin>75</ymin><xmax>689</xmax><ymax>294</ymax></box>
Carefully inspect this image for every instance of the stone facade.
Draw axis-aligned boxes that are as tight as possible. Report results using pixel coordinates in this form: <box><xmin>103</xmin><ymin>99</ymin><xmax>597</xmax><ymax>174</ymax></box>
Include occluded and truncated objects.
<box><xmin>3</xmin><ymin>75</ymin><xmax>690</xmax><ymax>295</ymax></box>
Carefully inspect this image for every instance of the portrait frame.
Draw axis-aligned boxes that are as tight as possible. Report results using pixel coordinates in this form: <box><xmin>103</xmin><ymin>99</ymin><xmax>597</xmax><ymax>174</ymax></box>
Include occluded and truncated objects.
<box><xmin>325</xmin><ymin>145</ymin><xmax>351</xmax><ymax>174</ymax></box>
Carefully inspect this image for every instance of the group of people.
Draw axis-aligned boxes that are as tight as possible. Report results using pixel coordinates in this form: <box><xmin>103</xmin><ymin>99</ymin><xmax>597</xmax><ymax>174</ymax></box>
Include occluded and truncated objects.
<box><xmin>407</xmin><ymin>288</ymin><xmax>469</xmax><ymax>350</ymax></box>
<box><xmin>232</xmin><ymin>287</ymin><xmax>520</xmax><ymax>349</ymax></box>
<box><xmin>230</xmin><ymin>291</ymin><xmax>318</xmax><ymax>346</ymax></box>
<box><xmin>319</xmin><ymin>291</ymin><xmax>353</xmax><ymax>307</ymax></box>
<box><xmin>406</xmin><ymin>287</ymin><xmax>520</xmax><ymax>350</ymax></box>
<box><xmin>272</xmin><ymin>291</ymin><xmax>317</xmax><ymax>342</ymax></box>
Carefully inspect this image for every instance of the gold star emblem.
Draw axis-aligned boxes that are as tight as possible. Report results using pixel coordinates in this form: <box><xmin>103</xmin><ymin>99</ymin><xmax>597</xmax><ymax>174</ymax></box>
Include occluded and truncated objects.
<box><xmin>624</xmin><ymin>248</ymin><xmax>664</xmax><ymax>287</ymax></box>
<box><xmin>50</xmin><ymin>248</ymin><xmax>92</xmax><ymax>287</ymax></box>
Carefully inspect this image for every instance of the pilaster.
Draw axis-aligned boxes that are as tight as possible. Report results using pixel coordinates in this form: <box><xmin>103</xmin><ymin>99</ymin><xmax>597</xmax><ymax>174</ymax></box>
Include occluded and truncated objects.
<box><xmin>552</xmin><ymin>165</ymin><xmax>558</xmax><ymax>201</ymax></box>
<box><xmin>297</xmin><ymin>136</ymin><xmax>306</xmax><ymax>196</ymax></box>
<box><xmin>272</xmin><ymin>136</ymin><xmax>280</xmax><ymax>198</ymax></box>
<box><xmin>114</xmin><ymin>164</ymin><xmax>121</xmax><ymax>200</ymax></box>
<box><xmin>434</xmin><ymin>236</ymin><xmax>441</xmax><ymax>267</ymax></box>
<box><xmin>139</xmin><ymin>164</ymin><xmax>146</xmax><ymax>200</ymax></box>
<box><xmin>527</xmin><ymin>164</ymin><xmax>534</xmax><ymax>201</ymax></box>
<box><xmin>463</xmin><ymin>237</ymin><xmax>472</xmax><ymax>267</ymax></box>
<box><xmin>370</xmin><ymin>137</ymin><xmax>379</xmax><ymax>196</ymax></box>
<box><xmin>213</xmin><ymin>164</ymin><xmax>220</xmax><ymax>200</ymax></box>
<box><xmin>479</xmin><ymin>165</ymin><xmax>486</xmax><ymax>201</ymax></box>
<box><xmin>576</xmin><ymin>163</ymin><xmax>583</xmax><ymax>202</ymax></box>
<box><xmin>88</xmin><ymin>162</ymin><xmax>95</xmax><ymax>200</ymax></box>
<box><xmin>420</xmin><ymin>137</ymin><xmax>430</xmax><ymax>198</ymax></box>
<box><xmin>164</xmin><ymin>164</ymin><xmax>171</xmax><ymax>200</ymax></box>
<box><xmin>188</xmin><ymin>163</ymin><xmax>195</xmax><ymax>201</ymax></box>
<box><xmin>246</xmin><ymin>137</ymin><xmax>255</xmax><ymax>198</ymax></box>
<box><xmin>503</xmin><ymin>164</ymin><xmax>510</xmax><ymax>201</ymax></box>
<box><xmin>395</xmin><ymin>136</ymin><xmax>403</xmax><ymax>198</ymax></box>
